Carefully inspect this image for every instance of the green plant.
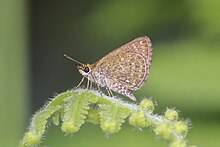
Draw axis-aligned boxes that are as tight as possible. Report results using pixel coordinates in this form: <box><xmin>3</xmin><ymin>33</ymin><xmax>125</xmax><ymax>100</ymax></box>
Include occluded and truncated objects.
<box><xmin>19</xmin><ymin>89</ymin><xmax>195</xmax><ymax>147</ymax></box>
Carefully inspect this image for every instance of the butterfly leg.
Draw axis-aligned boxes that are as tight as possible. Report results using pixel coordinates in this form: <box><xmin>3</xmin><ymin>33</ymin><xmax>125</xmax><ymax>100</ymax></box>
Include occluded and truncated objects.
<box><xmin>86</xmin><ymin>77</ymin><xmax>90</xmax><ymax>90</ymax></box>
<box><xmin>76</xmin><ymin>77</ymin><xmax>85</xmax><ymax>88</ymax></box>
<box><xmin>90</xmin><ymin>73</ymin><xmax>103</xmax><ymax>96</ymax></box>
<box><xmin>95</xmin><ymin>82</ymin><xmax>101</xmax><ymax>93</ymax></box>
<box><xmin>109</xmin><ymin>88</ymin><xmax>114</xmax><ymax>97</ymax></box>
<box><xmin>106</xmin><ymin>88</ymin><xmax>111</xmax><ymax>96</ymax></box>
<box><xmin>106</xmin><ymin>88</ymin><xmax>114</xmax><ymax>97</ymax></box>
<box><xmin>92</xmin><ymin>80</ymin><xmax>103</xmax><ymax>96</ymax></box>
<box><xmin>90</xmin><ymin>80</ymin><xmax>93</xmax><ymax>90</ymax></box>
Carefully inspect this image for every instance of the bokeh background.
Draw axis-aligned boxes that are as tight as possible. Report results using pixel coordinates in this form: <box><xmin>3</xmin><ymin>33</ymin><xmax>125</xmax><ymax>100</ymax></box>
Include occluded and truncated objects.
<box><xmin>1</xmin><ymin>0</ymin><xmax>220</xmax><ymax>146</ymax></box>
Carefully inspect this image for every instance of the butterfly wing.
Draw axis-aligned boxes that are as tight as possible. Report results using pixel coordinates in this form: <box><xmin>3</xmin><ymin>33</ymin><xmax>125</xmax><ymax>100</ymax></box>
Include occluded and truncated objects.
<box><xmin>94</xmin><ymin>36</ymin><xmax>152</xmax><ymax>90</ymax></box>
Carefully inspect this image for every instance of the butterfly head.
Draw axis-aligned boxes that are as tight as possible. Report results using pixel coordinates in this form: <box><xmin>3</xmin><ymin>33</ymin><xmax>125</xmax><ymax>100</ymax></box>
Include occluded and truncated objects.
<box><xmin>77</xmin><ymin>64</ymin><xmax>92</xmax><ymax>76</ymax></box>
<box><xmin>64</xmin><ymin>54</ymin><xmax>94</xmax><ymax>77</ymax></box>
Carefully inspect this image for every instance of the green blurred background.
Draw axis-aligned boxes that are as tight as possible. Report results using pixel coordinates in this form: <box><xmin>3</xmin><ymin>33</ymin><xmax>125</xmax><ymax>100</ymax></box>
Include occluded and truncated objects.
<box><xmin>1</xmin><ymin>0</ymin><xmax>220</xmax><ymax>146</ymax></box>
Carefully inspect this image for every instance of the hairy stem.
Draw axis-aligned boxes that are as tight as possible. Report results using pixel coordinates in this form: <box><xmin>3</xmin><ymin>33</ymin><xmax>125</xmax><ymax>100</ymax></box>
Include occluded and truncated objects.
<box><xmin>19</xmin><ymin>89</ymin><xmax>196</xmax><ymax>147</ymax></box>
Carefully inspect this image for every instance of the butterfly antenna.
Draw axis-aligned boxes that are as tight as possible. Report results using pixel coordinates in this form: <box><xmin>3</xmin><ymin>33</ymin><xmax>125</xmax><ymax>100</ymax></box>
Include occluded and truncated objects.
<box><xmin>64</xmin><ymin>54</ymin><xmax>84</xmax><ymax>65</ymax></box>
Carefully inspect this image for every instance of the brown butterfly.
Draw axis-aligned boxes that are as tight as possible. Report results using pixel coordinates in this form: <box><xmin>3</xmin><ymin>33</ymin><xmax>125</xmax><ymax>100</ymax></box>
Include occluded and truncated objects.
<box><xmin>65</xmin><ymin>36</ymin><xmax>152</xmax><ymax>101</ymax></box>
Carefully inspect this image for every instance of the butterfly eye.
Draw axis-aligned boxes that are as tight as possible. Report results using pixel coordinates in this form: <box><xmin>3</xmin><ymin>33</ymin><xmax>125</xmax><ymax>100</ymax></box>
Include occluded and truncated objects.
<box><xmin>83</xmin><ymin>67</ymin><xmax>90</xmax><ymax>73</ymax></box>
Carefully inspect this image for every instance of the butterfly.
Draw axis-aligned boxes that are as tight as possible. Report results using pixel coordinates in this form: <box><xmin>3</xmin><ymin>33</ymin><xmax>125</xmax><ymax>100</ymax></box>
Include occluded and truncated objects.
<box><xmin>65</xmin><ymin>36</ymin><xmax>152</xmax><ymax>101</ymax></box>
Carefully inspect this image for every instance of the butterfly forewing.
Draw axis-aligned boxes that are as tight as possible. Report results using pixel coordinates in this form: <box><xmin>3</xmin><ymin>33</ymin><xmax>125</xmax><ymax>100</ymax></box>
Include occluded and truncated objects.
<box><xmin>93</xmin><ymin>36</ymin><xmax>152</xmax><ymax>90</ymax></box>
